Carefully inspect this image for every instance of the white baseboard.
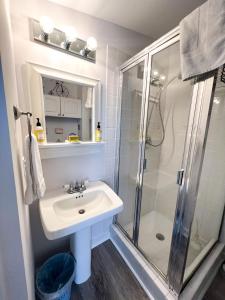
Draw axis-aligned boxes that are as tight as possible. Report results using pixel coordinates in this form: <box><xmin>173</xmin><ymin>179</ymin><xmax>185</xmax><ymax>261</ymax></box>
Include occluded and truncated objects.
<box><xmin>92</xmin><ymin>232</ymin><xmax>110</xmax><ymax>249</ymax></box>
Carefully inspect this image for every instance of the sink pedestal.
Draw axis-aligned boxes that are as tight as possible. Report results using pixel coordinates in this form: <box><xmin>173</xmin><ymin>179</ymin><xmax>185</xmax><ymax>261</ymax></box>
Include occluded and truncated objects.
<box><xmin>70</xmin><ymin>227</ymin><xmax>91</xmax><ymax>284</ymax></box>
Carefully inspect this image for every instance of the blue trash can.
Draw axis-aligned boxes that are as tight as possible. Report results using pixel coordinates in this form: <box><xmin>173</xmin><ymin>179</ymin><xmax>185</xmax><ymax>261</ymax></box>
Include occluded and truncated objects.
<box><xmin>36</xmin><ymin>253</ymin><xmax>75</xmax><ymax>300</ymax></box>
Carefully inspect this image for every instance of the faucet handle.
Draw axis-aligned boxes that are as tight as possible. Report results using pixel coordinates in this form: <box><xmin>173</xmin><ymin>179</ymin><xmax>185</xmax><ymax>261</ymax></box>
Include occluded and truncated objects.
<box><xmin>63</xmin><ymin>184</ymin><xmax>70</xmax><ymax>192</ymax></box>
<box><xmin>80</xmin><ymin>180</ymin><xmax>85</xmax><ymax>187</ymax></box>
<box><xmin>80</xmin><ymin>179</ymin><xmax>87</xmax><ymax>192</ymax></box>
<box><xmin>63</xmin><ymin>184</ymin><xmax>75</xmax><ymax>193</ymax></box>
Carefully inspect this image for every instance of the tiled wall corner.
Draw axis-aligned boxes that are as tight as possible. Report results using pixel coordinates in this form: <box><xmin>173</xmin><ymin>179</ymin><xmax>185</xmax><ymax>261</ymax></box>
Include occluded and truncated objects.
<box><xmin>104</xmin><ymin>46</ymin><xmax>130</xmax><ymax>190</ymax></box>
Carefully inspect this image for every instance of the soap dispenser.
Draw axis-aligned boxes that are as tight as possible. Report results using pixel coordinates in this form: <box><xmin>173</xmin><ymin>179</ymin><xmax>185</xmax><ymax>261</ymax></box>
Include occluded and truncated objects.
<box><xmin>95</xmin><ymin>122</ymin><xmax>102</xmax><ymax>142</ymax></box>
<box><xmin>34</xmin><ymin>118</ymin><xmax>45</xmax><ymax>143</ymax></box>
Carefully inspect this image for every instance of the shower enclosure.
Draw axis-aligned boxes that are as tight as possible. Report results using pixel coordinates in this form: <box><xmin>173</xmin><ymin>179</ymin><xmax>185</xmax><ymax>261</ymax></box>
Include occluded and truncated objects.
<box><xmin>115</xmin><ymin>28</ymin><xmax>225</xmax><ymax>294</ymax></box>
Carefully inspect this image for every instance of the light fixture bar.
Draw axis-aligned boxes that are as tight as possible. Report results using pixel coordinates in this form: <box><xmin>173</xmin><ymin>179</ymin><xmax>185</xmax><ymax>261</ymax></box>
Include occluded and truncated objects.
<box><xmin>31</xmin><ymin>18</ymin><xmax>97</xmax><ymax>63</ymax></box>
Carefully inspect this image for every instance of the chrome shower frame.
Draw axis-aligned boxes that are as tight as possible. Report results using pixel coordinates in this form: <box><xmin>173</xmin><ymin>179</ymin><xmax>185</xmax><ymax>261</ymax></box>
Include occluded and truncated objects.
<box><xmin>114</xmin><ymin>26</ymin><xmax>221</xmax><ymax>295</ymax></box>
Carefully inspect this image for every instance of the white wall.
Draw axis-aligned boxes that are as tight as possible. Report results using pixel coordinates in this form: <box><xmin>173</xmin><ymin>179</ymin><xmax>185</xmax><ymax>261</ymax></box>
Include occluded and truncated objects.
<box><xmin>9</xmin><ymin>0</ymin><xmax>151</xmax><ymax>270</ymax></box>
<box><xmin>0</xmin><ymin>62</ymin><xmax>29</xmax><ymax>300</ymax></box>
<box><xmin>0</xmin><ymin>0</ymin><xmax>34</xmax><ymax>299</ymax></box>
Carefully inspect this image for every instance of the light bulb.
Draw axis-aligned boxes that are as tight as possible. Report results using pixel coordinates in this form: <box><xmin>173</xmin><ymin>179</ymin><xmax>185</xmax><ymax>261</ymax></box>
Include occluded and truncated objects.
<box><xmin>40</xmin><ymin>16</ymin><xmax>54</xmax><ymax>34</ymax></box>
<box><xmin>64</xmin><ymin>26</ymin><xmax>77</xmax><ymax>43</ymax></box>
<box><xmin>86</xmin><ymin>37</ymin><xmax>98</xmax><ymax>51</ymax></box>
<box><xmin>160</xmin><ymin>75</ymin><xmax>166</xmax><ymax>81</ymax></box>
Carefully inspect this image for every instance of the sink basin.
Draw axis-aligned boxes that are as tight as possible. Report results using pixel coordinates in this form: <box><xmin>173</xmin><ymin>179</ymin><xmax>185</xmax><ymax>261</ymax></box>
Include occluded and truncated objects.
<box><xmin>39</xmin><ymin>181</ymin><xmax>123</xmax><ymax>240</ymax></box>
<box><xmin>39</xmin><ymin>181</ymin><xmax>123</xmax><ymax>284</ymax></box>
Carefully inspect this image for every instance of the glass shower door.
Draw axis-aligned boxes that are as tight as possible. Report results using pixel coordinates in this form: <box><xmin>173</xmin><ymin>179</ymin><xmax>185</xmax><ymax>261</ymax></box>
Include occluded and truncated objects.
<box><xmin>183</xmin><ymin>69</ymin><xmax>225</xmax><ymax>282</ymax></box>
<box><xmin>116</xmin><ymin>29</ymin><xmax>225</xmax><ymax>296</ymax></box>
<box><xmin>117</xmin><ymin>56</ymin><xmax>148</xmax><ymax>240</ymax></box>
<box><xmin>138</xmin><ymin>42</ymin><xmax>194</xmax><ymax>276</ymax></box>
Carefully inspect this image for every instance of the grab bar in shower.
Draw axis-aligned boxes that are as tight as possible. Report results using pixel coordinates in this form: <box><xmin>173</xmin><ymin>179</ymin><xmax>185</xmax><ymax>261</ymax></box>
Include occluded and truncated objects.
<box><xmin>177</xmin><ymin>169</ymin><xmax>184</xmax><ymax>186</ymax></box>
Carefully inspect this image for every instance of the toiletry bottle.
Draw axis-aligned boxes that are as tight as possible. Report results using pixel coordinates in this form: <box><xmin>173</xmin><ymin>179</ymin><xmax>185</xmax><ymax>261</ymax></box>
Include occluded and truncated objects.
<box><xmin>68</xmin><ymin>133</ymin><xmax>80</xmax><ymax>143</ymax></box>
<box><xmin>95</xmin><ymin>122</ymin><xmax>102</xmax><ymax>142</ymax></box>
<box><xmin>34</xmin><ymin>118</ymin><xmax>45</xmax><ymax>143</ymax></box>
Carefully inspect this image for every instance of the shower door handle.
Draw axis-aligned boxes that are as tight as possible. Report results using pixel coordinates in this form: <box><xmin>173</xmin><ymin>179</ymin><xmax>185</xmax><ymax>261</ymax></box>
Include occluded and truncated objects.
<box><xmin>143</xmin><ymin>158</ymin><xmax>147</xmax><ymax>170</ymax></box>
<box><xmin>176</xmin><ymin>169</ymin><xmax>184</xmax><ymax>186</ymax></box>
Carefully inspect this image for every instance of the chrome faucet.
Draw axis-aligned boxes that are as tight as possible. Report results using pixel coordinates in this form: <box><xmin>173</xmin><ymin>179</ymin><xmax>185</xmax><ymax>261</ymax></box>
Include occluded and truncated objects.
<box><xmin>63</xmin><ymin>180</ymin><xmax>87</xmax><ymax>194</ymax></box>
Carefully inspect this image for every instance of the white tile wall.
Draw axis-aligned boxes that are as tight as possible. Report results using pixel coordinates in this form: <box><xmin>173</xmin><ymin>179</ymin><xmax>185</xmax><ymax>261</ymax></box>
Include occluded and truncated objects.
<box><xmin>104</xmin><ymin>46</ymin><xmax>131</xmax><ymax>190</ymax></box>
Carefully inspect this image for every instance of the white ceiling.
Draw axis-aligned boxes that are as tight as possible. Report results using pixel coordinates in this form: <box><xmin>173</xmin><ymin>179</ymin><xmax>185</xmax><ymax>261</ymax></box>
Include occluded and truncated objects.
<box><xmin>50</xmin><ymin>0</ymin><xmax>205</xmax><ymax>39</ymax></box>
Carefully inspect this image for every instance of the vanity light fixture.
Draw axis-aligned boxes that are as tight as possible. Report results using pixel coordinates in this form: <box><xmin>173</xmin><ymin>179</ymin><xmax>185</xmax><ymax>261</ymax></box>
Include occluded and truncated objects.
<box><xmin>40</xmin><ymin>16</ymin><xmax>54</xmax><ymax>42</ymax></box>
<box><xmin>31</xmin><ymin>18</ymin><xmax>97</xmax><ymax>63</ymax></box>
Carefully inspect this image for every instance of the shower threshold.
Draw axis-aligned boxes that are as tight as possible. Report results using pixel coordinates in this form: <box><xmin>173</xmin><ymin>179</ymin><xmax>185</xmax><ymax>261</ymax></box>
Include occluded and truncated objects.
<box><xmin>110</xmin><ymin>224</ymin><xmax>225</xmax><ymax>300</ymax></box>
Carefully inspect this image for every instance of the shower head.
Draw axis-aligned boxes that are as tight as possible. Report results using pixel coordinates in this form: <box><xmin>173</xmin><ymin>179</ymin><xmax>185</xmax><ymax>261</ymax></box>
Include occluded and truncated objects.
<box><xmin>151</xmin><ymin>73</ymin><xmax>182</xmax><ymax>88</ymax></box>
<box><xmin>150</xmin><ymin>78</ymin><xmax>162</xmax><ymax>86</ymax></box>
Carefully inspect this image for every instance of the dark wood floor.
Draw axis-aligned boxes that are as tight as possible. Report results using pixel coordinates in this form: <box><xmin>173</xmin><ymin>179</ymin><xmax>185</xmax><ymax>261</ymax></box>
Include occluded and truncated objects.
<box><xmin>203</xmin><ymin>267</ymin><xmax>225</xmax><ymax>300</ymax></box>
<box><xmin>71</xmin><ymin>240</ymin><xmax>149</xmax><ymax>300</ymax></box>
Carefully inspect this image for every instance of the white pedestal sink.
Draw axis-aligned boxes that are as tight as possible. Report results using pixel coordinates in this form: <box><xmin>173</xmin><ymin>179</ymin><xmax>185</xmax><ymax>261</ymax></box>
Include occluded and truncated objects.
<box><xmin>39</xmin><ymin>181</ymin><xmax>123</xmax><ymax>284</ymax></box>
<box><xmin>70</xmin><ymin>227</ymin><xmax>91</xmax><ymax>283</ymax></box>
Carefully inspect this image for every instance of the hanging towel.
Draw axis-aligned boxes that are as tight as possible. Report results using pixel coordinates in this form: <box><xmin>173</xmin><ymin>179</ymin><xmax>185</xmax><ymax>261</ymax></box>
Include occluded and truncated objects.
<box><xmin>24</xmin><ymin>133</ymin><xmax>46</xmax><ymax>204</ymax></box>
<box><xmin>85</xmin><ymin>87</ymin><xmax>93</xmax><ymax>108</ymax></box>
<box><xmin>180</xmin><ymin>0</ymin><xmax>225</xmax><ymax>81</ymax></box>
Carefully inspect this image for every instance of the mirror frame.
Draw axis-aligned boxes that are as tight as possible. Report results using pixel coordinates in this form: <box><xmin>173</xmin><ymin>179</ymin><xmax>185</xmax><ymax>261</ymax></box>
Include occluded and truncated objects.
<box><xmin>25</xmin><ymin>62</ymin><xmax>101</xmax><ymax>145</ymax></box>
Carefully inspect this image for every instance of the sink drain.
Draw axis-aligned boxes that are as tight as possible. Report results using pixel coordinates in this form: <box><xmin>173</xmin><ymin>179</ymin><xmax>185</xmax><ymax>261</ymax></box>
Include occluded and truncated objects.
<box><xmin>156</xmin><ymin>233</ymin><xmax>165</xmax><ymax>241</ymax></box>
<box><xmin>78</xmin><ymin>209</ymin><xmax>85</xmax><ymax>214</ymax></box>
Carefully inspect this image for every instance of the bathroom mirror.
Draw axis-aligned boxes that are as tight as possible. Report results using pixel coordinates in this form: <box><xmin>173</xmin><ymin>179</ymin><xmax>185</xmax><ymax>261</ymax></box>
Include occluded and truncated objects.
<box><xmin>42</xmin><ymin>77</ymin><xmax>93</xmax><ymax>143</ymax></box>
<box><xmin>25</xmin><ymin>63</ymin><xmax>101</xmax><ymax>144</ymax></box>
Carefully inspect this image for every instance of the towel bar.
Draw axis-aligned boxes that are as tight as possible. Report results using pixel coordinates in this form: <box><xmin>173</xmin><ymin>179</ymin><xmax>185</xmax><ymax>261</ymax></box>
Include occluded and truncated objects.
<box><xmin>13</xmin><ymin>105</ymin><xmax>33</xmax><ymax>141</ymax></box>
<box><xmin>13</xmin><ymin>105</ymin><xmax>32</xmax><ymax>120</ymax></box>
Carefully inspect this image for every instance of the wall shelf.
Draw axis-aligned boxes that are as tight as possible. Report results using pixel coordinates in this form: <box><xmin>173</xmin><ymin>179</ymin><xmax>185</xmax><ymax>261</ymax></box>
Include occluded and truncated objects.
<box><xmin>39</xmin><ymin>141</ymin><xmax>105</xmax><ymax>159</ymax></box>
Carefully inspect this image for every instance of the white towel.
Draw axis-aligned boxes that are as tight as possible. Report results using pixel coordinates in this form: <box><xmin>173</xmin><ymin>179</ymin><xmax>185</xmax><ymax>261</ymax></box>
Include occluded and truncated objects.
<box><xmin>24</xmin><ymin>133</ymin><xmax>46</xmax><ymax>205</ymax></box>
<box><xmin>85</xmin><ymin>87</ymin><xmax>92</xmax><ymax>108</ymax></box>
<box><xmin>180</xmin><ymin>0</ymin><xmax>225</xmax><ymax>80</ymax></box>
